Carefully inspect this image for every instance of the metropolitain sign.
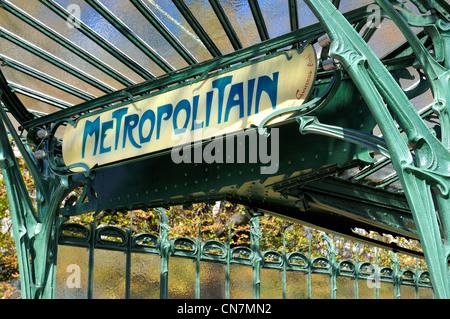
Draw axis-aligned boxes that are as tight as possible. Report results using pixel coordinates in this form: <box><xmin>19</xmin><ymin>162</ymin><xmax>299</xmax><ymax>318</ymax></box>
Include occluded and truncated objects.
<box><xmin>62</xmin><ymin>45</ymin><xmax>317</xmax><ymax>171</ymax></box>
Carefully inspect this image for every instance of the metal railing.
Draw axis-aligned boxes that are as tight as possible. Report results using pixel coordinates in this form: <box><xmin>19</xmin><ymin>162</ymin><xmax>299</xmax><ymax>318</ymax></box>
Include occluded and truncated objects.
<box><xmin>54</xmin><ymin>209</ymin><xmax>433</xmax><ymax>299</ymax></box>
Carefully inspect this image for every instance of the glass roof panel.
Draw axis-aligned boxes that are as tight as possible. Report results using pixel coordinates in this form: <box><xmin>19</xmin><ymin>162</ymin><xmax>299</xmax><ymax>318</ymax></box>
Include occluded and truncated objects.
<box><xmin>142</xmin><ymin>0</ymin><xmax>213</xmax><ymax>62</ymax></box>
<box><xmin>218</xmin><ymin>0</ymin><xmax>261</xmax><ymax>47</ymax></box>
<box><xmin>54</xmin><ymin>0</ymin><xmax>168</xmax><ymax>77</ymax></box>
<box><xmin>185</xmin><ymin>0</ymin><xmax>234</xmax><ymax>54</ymax></box>
<box><xmin>0</xmin><ymin>0</ymin><xmax>443</xmax><ymax>195</ymax></box>
<box><xmin>338</xmin><ymin>0</ymin><xmax>375</xmax><ymax>13</ymax></box>
<box><xmin>296</xmin><ymin>1</ymin><xmax>320</xmax><ymax>29</ymax></box>
<box><xmin>8</xmin><ymin>0</ymin><xmax>145</xmax><ymax>85</ymax></box>
<box><xmin>259</xmin><ymin>0</ymin><xmax>290</xmax><ymax>38</ymax></box>
<box><xmin>368</xmin><ymin>19</ymin><xmax>409</xmax><ymax>58</ymax></box>
<box><xmin>100</xmin><ymin>0</ymin><xmax>190</xmax><ymax>70</ymax></box>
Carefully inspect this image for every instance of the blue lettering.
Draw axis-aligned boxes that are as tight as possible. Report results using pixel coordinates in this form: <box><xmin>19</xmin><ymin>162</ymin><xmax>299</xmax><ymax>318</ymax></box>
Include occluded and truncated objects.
<box><xmin>156</xmin><ymin>104</ymin><xmax>173</xmax><ymax>140</ymax></box>
<box><xmin>205</xmin><ymin>91</ymin><xmax>214</xmax><ymax>128</ymax></box>
<box><xmin>112</xmin><ymin>108</ymin><xmax>128</xmax><ymax>150</ymax></box>
<box><xmin>173</xmin><ymin>99</ymin><xmax>191</xmax><ymax>135</ymax></box>
<box><xmin>212</xmin><ymin>76</ymin><xmax>233</xmax><ymax>124</ymax></box>
<box><xmin>139</xmin><ymin>109</ymin><xmax>156</xmax><ymax>144</ymax></box>
<box><xmin>255</xmin><ymin>72</ymin><xmax>279</xmax><ymax>113</ymax></box>
<box><xmin>191</xmin><ymin>95</ymin><xmax>203</xmax><ymax>131</ymax></box>
<box><xmin>247</xmin><ymin>78</ymin><xmax>256</xmax><ymax>116</ymax></box>
<box><xmin>99</xmin><ymin>120</ymin><xmax>113</xmax><ymax>154</ymax></box>
<box><xmin>123</xmin><ymin>114</ymin><xmax>141</xmax><ymax>149</ymax></box>
<box><xmin>78</xmin><ymin>70</ymin><xmax>282</xmax><ymax>160</ymax></box>
<box><xmin>82</xmin><ymin>117</ymin><xmax>100</xmax><ymax>159</ymax></box>
<box><xmin>224</xmin><ymin>82</ymin><xmax>244</xmax><ymax>122</ymax></box>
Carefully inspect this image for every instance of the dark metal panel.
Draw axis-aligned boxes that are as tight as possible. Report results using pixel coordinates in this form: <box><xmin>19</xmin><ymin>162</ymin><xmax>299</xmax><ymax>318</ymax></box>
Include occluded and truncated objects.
<box><xmin>0</xmin><ymin>69</ymin><xmax>34</xmax><ymax>123</ymax></box>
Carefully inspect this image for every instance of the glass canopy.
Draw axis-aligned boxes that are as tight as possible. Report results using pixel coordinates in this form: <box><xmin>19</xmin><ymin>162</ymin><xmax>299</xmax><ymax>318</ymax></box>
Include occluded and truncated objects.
<box><xmin>0</xmin><ymin>0</ymin><xmax>437</xmax><ymax>194</ymax></box>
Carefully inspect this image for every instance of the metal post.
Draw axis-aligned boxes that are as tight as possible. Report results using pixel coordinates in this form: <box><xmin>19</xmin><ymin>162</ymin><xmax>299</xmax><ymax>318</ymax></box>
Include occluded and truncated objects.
<box><xmin>304</xmin><ymin>0</ymin><xmax>450</xmax><ymax>298</ymax></box>
<box><xmin>250</xmin><ymin>215</ymin><xmax>262</xmax><ymax>299</ymax></box>
<box><xmin>156</xmin><ymin>208</ymin><xmax>171</xmax><ymax>299</ymax></box>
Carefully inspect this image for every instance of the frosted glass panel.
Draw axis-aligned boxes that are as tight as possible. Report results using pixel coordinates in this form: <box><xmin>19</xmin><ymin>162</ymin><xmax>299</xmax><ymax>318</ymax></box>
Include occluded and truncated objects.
<box><xmin>55</xmin><ymin>245</ymin><xmax>89</xmax><ymax>299</ymax></box>
<box><xmin>311</xmin><ymin>274</ymin><xmax>330</xmax><ymax>299</ymax></box>
<box><xmin>260</xmin><ymin>268</ymin><xmax>282</xmax><ymax>299</ymax></box>
<box><xmin>286</xmin><ymin>271</ymin><xmax>307</xmax><ymax>299</ymax></box>
<box><xmin>92</xmin><ymin>249</ymin><xmax>127</xmax><ymax>299</ymax></box>
<box><xmin>337</xmin><ymin>276</ymin><xmax>355</xmax><ymax>299</ymax></box>
<box><xmin>168</xmin><ymin>257</ymin><xmax>196</xmax><ymax>299</ymax></box>
<box><xmin>200</xmin><ymin>261</ymin><xmax>226</xmax><ymax>299</ymax></box>
<box><xmin>130</xmin><ymin>253</ymin><xmax>161</xmax><ymax>299</ymax></box>
<box><xmin>230</xmin><ymin>264</ymin><xmax>253</xmax><ymax>299</ymax></box>
<box><xmin>357</xmin><ymin>279</ymin><xmax>376</xmax><ymax>299</ymax></box>
<box><xmin>378</xmin><ymin>282</ymin><xmax>395</xmax><ymax>299</ymax></box>
<box><xmin>419</xmin><ymin>287</ymin><xmax>434</xmax><ymax>299</ymax></box>
<box><xmin>400</xmin><ymin>285</ymin><xmax>416</xmax><ymax>299</ymax></box>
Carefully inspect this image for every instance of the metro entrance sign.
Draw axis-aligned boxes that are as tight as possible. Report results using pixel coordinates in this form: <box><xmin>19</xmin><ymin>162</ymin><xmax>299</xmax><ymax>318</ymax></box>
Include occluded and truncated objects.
<box><xmin>0</xmin><ymin>0</ymin><xmax>448</xmax><ymax>299</ymax></box>
<box><xmin>62</xmin><ymin>45</ymin><xmax>317</xmax><ymax>170</ymax></box>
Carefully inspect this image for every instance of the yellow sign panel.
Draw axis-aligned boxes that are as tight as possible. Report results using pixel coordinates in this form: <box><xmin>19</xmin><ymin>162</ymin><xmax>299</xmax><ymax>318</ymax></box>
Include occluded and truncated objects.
<box><xmin>62</xmin><ymin>45</ymin><xmax>317</xmax><ymax>170</ymax></box>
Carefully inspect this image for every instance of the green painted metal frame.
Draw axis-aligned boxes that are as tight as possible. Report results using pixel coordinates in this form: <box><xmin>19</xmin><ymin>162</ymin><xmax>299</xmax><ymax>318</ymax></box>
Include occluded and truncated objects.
<box><xmin>38</xmin><ymin>0</ymin><xmax>155</xmax><ymax>80</ymax></box>
<box><xmin>301</xmin><ymin>0</ymin><xmax>450</xmax><ymax>298</ymax></box>
<box><xmin>19</xmin><ymin>3</ymin><xmax>378</xmax><ymax>130</ymax></box>
<box><xmin>0</xmin><ymin>26</ymin><xmax>116</xmax><ymax>94</ymax></box>
<box><xmin>54</xmin><ymin>209</ymin><xmax>433</xmax><ymax>299</ymax></box>
<box><xmin>0</xmin><ymin>0</ymin><xmax>448</xmax><ymax>299</ymax></box>
<box><xmin>0</xmin><ymin>0</ymin><xmax>136</xmax><ymax>87</ymax></box>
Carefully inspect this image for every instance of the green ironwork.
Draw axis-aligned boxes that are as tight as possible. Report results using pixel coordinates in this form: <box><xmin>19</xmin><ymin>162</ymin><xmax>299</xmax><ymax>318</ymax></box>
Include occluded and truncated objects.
<box><xmin>302</xmin><ymin>0</ymin><xmax>450</xmax><ymax>298</ymax></box>
<box><xmin>54</xmin><ymin>209</ymin><xmax>433</xmax><ymax>299</ymax></box>
<box><xmin>0</xmin><ymin>0</ymin><xmax>136</xmax><ymax>87</ymax></box>
<box><xmin>38</xmin><ymin>0</ymin><xmax>155</xmax><ymax>80</ymax></box>
<box><xmin>130</xmin><ymin>0</ymin><xmax>198</xmax><ymax>65</ymax></box>
<box><xmin>0</xmin><ymin>26</ymin><xmax>115</xmax><ymax>94</ymax></box>
<box><xmin>0</xmin><ymin>0</ymin><xmax>448</xmax><ymax>299</ymax></box>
